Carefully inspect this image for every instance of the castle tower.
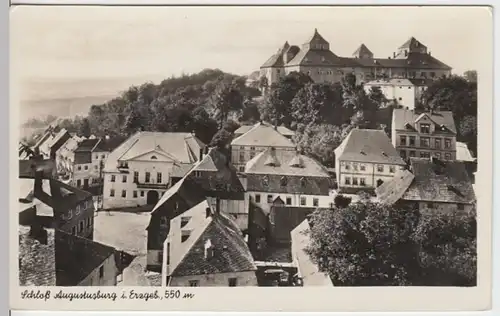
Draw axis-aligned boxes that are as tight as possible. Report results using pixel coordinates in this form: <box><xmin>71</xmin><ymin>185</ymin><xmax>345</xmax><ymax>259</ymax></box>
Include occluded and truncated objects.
<box><xmin>302</xmin><ymin>28</ymin><xmax>330</xmax><ymax>51</ymax></box>
<box><xmin>395</xmin><ymin>37</ymin><xmax>428</xmax><ymax>58</ymax></box>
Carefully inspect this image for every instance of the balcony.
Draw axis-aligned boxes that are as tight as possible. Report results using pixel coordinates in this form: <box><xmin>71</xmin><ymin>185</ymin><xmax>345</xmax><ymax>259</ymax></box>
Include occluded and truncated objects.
<box><xmin>134</xmin><ymin>180</ymin><xmax>169</xmax><ymax>190</ymax></box>
<box><xmin>117</xmin><ymin>162</ymin><xmax>129</xmax><ymax>173</ymax></box>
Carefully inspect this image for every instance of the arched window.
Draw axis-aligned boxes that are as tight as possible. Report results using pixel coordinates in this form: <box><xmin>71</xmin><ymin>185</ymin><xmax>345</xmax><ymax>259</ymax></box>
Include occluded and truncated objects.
<box><xmin>151</xmin><ymin>156</ymin><xmax>158</xmax><ymax>160</ymax></box>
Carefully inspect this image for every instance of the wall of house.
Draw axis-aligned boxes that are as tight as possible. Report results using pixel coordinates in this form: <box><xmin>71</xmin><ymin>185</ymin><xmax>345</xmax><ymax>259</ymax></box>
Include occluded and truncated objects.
<box><xmin>169</xmin><ymin>271</ymin><xmax>258</xmax><ymax>287</ymax></box>
<box><xmin>206</xmin><ymin>197</ymin><xmax>247</xmax><ymax>230</ymax></box>
<box><xmin>231</xmin><ymin>145</ymin><xmax>295</xmax><ymax>172</ymax></box>
<box><xmin>72</xmin><ymin>163</ymin><xmax>95</xmax><ymax>188</ymax></box>
<box><xmin>245</xmin><ymin>191</ymin><xmax>332</xmax><ymax>215</ymax></box>
<box><xmin>78</xmin><ymin>255</ymin><xmax>118</xmax><ymax>286</ymax></box>
<box><xmin>393</xmin><ymin>130</ymin><xmax>457</xmax><ymax>160</ymax></box>
<box><xmin>260</xmin><ymin>67</ymin><xmax>286</xmax><ymax>86</ymax></box>
<box><xmin>365</xmin><ymin>84</ymin><xmax>416</xmax><ymax>110</ymax></box>
<box><xmin>58</xmin><ymin>198</ymin><xmax>95</xmax><ymax>240</ymax></box>
<box><xmin>417</xmin><ymin>201</ymin><xmax>475</xmax><ymax>214</ymax></box>
<box><xmin>336</xmin><ymin>160</ymin><xmax>405</xmax><ymax>190</ymax></box>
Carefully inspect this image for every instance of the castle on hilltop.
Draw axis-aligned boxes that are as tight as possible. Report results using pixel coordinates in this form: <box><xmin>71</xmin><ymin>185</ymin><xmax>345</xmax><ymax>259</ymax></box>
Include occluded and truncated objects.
<box><xmin>259</xmin><ymin>29</ymin><xmax>452</xmax><ymax>86</ymax></box>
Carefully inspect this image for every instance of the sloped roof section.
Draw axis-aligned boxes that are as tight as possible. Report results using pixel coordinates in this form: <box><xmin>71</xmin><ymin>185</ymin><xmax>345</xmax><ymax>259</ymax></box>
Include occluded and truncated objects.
<box><xmin>392</xmin><ymin>109</ymin><xmax>457</xmax><ymax>134</ymax></box>
<box><xmin>375</xmin><ymin>169</ymin><xmax>415</xmax><ymax>205</ymax></box>
<box><xmin>231</xmin><ymin>122</ymin><xmax>295</xmax><ymax>147</ymax></box>
<box><xmin>352</xmin><ymin>44</ymin><xmax>373</xmax><ymax>58</ymax></box>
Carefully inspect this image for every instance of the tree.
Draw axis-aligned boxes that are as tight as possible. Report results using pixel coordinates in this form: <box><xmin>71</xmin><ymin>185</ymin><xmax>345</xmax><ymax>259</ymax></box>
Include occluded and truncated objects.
<box><xmin>210</xmin><ymin>128</ymin><xmax>233</xmax><ymax>149</ymax></box>
<box><xmin>368</xmin><ymin>86</ymin><xmax>387</xmax><ymax>107</ymax></box>
<box><xmin>79</xmin><ymin>118</ymin><xmax>91</xmax><ymax>137</ymax></box>
<box><xmin>210</xmin><ymin>81</ymin><xmax>244</xmax><ymax>129</ymax></box>
<box><xmin>412</xmin><ymin>209</ymin><xmax>477</xmax><ymax>286</ymax></box>
<box><xmin>239</xmin><ymin>97</ymin><xmax>261</xmax><ymax>124</ymax></box>
<box><xmin>463</xmin><ymin>70</ymin><xmax>477</xmax><ymax>83</ymax></box>
<box><xmin>334</xmin><ymin>194</ymin><xmax>352</xmax><ymax>208</ymax></box>
<box><xmin>458</xmin><ymin>115</ymin><xmax>478</xmax><ymax>157</ymax></box>
<box><xmin>305</xmin><ymin>202</ymin><xmax>420</xmax><ymax>286</ymax></box>
<box><xmin>291</xmin><ymin>83</ymin><xmax>342</xmax><ymax>126</ymax></box>
<box><xmin>124</xmin><ymin>107</ymin><xmax>143</xmax><ymax>135</ymax></box>
<box><xmin>258</xmin><ymin>76</ymin><xmax>269</xmax><ymax>92</ymax></box>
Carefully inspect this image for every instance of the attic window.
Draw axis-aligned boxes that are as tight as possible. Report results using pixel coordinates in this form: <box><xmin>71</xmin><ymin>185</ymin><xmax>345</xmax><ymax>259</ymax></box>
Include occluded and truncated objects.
<box><xmin>360</xmin><ymin>150</ymin><xmax>366</xmax><ymax>155</ymax></box>
<box><xmin>181</xmin><ymin>230</ymin><xmax>191</xmax><ymax>243</ymax></box>
<box><xmin>151</xmin><ymin>156</ymin><xmax>158</xmax><ymax>160</ymax></box>
<box><xmin>180</xmin><ymin>216</ymin><xmax>191</xmax><ymax>228</ymax></box>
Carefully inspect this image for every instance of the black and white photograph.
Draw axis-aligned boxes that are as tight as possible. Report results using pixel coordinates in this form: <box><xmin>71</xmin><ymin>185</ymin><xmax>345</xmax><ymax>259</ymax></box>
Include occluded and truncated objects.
<box><xmin>10</xmin><ymin>4</ymin><xmax>492</xmax><ymax>312</ymax></box>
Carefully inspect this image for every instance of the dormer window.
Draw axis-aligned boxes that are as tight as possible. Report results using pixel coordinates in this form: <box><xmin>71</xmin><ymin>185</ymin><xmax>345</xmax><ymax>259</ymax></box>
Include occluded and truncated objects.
<box><xmin>181</xmin><ymin>230</ymin><xmax>191</xmax><ymax>243</ymax></box>
<box><xmin>180</xmin><ymin>216</ymin><xmax>190</xmax><ymax>228</ymax></box>
<box><xmin>420</xmin><ymin>123</ymin><xmax>431</xmax><ymax>134</ymax></box>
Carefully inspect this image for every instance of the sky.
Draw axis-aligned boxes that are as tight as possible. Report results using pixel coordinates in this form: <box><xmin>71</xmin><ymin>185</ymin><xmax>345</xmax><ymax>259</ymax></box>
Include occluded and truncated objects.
<box><xmin>11</xmin><ymin>6</ymin><xmax>492</xmax><ymax>101</ymax></box>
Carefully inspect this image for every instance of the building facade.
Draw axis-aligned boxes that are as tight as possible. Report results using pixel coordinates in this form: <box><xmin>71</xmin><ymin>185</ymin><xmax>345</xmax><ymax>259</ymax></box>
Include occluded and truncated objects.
<box><xmin>102</xmin><ymin>132</ymin><xmax>205</xmax><ymax>210</ymax></box>
<box><xmin>260</xmin><ymin>29</ymin><xmax>452</xmax><ymax>87</ymax></box>
<box><xmin>364</xmin><ymin>78</ymin><xmax>416</xmax><ymax>110</ymax></box>
<box><xmin>335</xmin><ymin>129</ymin><xmax>406</xmax><ymax>192</ymax></box>
<box><xmin>391</xmin><ymin>109</ymin><xmax>457</xmax><ymax>161</ymax></box>
<box><xmin>231</xmin><ymin>121</ymin><xmax>296</xmax><ymax>172</ymax></box>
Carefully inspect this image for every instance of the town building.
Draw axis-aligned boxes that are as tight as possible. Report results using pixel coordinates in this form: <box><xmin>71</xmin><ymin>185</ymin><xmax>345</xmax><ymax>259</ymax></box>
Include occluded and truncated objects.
<box><xmin>102</xmin><ymin>131</ymin><xmax>206</xmax><ymax>210</ymax></box>
<box><xmin>32</xmin><ymin>127</ymin><xmax>72</xmax><ymax>160</ymax></box>
<box><xmin>334</xmin><ymin>129</ymin><xmax>406</xmax><ymax>192</ymax></box>
<box><xmin>391</xmin><ymin>109</ymin><xmax>457</xmax><ymax>160</ymax></box>
<box><xmin>260</xmin><ymin>29</ymin><xmax>452</xmax><ymax>87</ymax></box>
<box><xmin>364</xmin><ymin>78</ymin><xmax>416</xmax><ymax>110</ymax></box>
<box><xmin>146</xmin><ymin>148</ymin><xmax>246</xmax><ymax>272</ymax></box>
<box><xmin>161</xmin><ymin>200</ymin><xmax>257</xmax><ymax>287</ymax></box>
<box><xmin>54</xmin><ymin>133</ymin><xmax>87</xmax><ymax>178</ymax></box>
<box><xmin>290</xmin><ymin>219</ymin><xmax>333</xmax><ymax>286</ymax></box>
<box><xmin>19</xmin><ymin>225</ymin><xmax>118</xmax><ymax>286</ymax></box>
<box><xmin>19</xmin><ymin>160</ymin><xmax>95</xmax><ymax>240</ymax></box>
<box><xmin>231</xmin><ymin>121</ymin><xmax>296</xmax><ymax>172</ymax></box>
<box><xmin>244</xmin><ymin>147</ymin><xmax>332</xmax><ymax>215</ymax></box>
<box><xmin>375</xmin><ymin>157</ymin><xmax>476</xmax><ymax>213</ymax></box>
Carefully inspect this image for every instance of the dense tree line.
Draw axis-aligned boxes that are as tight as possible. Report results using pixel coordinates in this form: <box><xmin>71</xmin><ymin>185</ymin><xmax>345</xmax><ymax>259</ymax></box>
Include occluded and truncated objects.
<box><xmin>305</xmin><ymin>202</ymin><xmax>476</xmax><ymax>286</ymax></box>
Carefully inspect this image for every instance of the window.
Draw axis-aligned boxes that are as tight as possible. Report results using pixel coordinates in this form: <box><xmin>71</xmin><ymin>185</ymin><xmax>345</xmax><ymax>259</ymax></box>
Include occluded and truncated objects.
<box><xmin>435</xmin><ymin>138</ymin><xmax>442</xmax><ymax>149</ymax></box>
<box><xmin>377</xmin><ymin>165</ymin><xmax>384</xmax><ymax>172</ymax></box>
<box><xmin>345</xmin><ymin>163</ymin><xmax>350</xmax><ymax>170</ymax></box>
<box><xmin>229</xmin><ymin>278</ymin><xmax>238</xmax><ymax>287</ymax></box>
<box><xmin>400</xmin><ymin>136</ymin><xmax>407</xmax><ymax>146</ymax></box>
<box><xmin>345</xmin><ymin>177</ymin><xmax>351</xmax><ymax>185</ymax></box>
<box><xmin>189</xmin><ymin>280</ymin><xmax>199</xmax><ymax>287</ymax></box>
<box><xmin>133</xmin><ymin>191</ymin><xmax>138</xmax><ymax>198</ymax></box>
<box><xmin>145</xmin><ymin>172</ymin><xmax>151</xmax><ymax>183</ymax></box>
<box><xmin>427</xmin><ymin>202</ymin><xmax>434</xmax><ymax>209</ymax></box>
<box><xmin>445</xmin><ymin>139</ymin><xmax>452</xmax><ymax>149</ymax></box>
<box><xmin>121</xmin><ymin>190</ymin><xmax>126</xmax><ymax>198</ymax></box>
<box><xmin>267</xmin><ymin>195</ymin><xmax>273</xmax><ymax>203</ymax></box>
<box><xmin>87</xmin><ymin>217</ymin><xmax>91</xmax><ymax>227</ymax></box>
<box><xmin>409</xmin><ymin>136</ymin><xmax>416</xmax><ymax>146</ymax></box>
<box><xmin>101</xmin><ymin>154</ymin><xmax>105</xmax><ymax>159</ymax></box>
<box><xmin>95</xmin><ymin>165</ymin><xmax>98</xmax><ymax>170</ymax></box>
<box><xmin>84</xmin><ymin>165</ymin><xmax>88</xmax><ymax>170</ymax></box>
<box><xmin>286</xmin><ymin>197</ymin><xmax>292</xmax><ymax>205</ymax></box>
<box><xmin>99</xmin><ymin>266</ymin><xmax>104</xmax><ymax>278</ymax></box>
<box><xmin>76</xmin><ymin>204</ymin><xmax>81</xmax><ymax>215</ymax></box>
<box><xmin>430</xmin><ymin>72</ymin><xmax>436</xmax><ymax>78</ymax></box>
<box><xmin>300</xmin><ymin>177</ymin><xmax>306</xmax><ymax>187</ymax></box>
<box><xmin>352</xmin><ymin>163</ymin><xmax>358</xmax><ymax>171</ymax></box>
<box><xmin>166</xmin><ymin>243</ymin><xmax>171</xmax><ymax>265</ymax></box>
<box><xmin>134</xmin><ymin>171</ymin><xmax>139</xmax><ymax>183</ymax></box>
<box><xmin>79</xmin><ymin>221</ymin><xmax>84</xmax><ymax>232</ymax></box>
<box><xmin>72</xmin><ymin>226</ymin><xmax>76</xmax><ymax>235</ymax></box>
<box><xmin>409</xmin><ymin>151</ymin><xmax>416</xmax><ymax>157</ymax></box>
<box><xmin>150</xmin><ymin>155</ymin><xmax>158</xmax><ymax>160</ymax></box>
<box><xmin>111</xmin><ymin>175</ymin><xmax>116</xmax><ymax>182</ymax></box>
<box><xmin>157</xmin><ymin>172</ymin><xmax>162</xmax><ymax>183</ymax></box>
<box><xmin>140</xmin><ymin>191</ymin><xmax>144</xmax><ymax>197</ymax></box>
<box><xmin>239</xmin><ymin>166</ymin><xmax>245</xmax><ymax>172</ymax></box>
<box><xmin>313</xmin><ymin>198</ymin><xmax>319</xmax><ymax>207</ymax></box>
<box><xmin>181</xmin><ymin>232</ymin><xmax>190</xmax><ymax>242</ymax></box>
<box><xmin>95</xmin><ymin>155</ymin><xmax>99</xmax><ymax>160</ymax></box>
<box><xmin>360</xmin><ymin>178</ymin><xmax>366</xmax><ymax>186</ymax></box>
<box><xmin>420</xmin><ymin>137</ymin><xmax>430</xmax><ymax>148</ymax></box>
<box><xmin>110</xmin><ymin>189</ymin><xmax>115</xmax><ymax>197</ymax></box>
<box><xmin>255</xmin><ymin>194</ymin><xmax>261</xmax><ymax>203</ymax></box>
<box><xmin>77</xmin><ymin>166</ymin><xmax>81</xmax><ymax>171</ymax></box>
<box><xmin>360</xmin><ymin>164</ymin><xmax>366</xmax><ymax>171</ymax></box>
<box><xmin>458</xmin><ymin>204</ymin><xmax>465</xmax><ymax>211</ymax></box>
<box><xmin>389</xmin><ymin>166</ymin><xmax>395</xmax><ymax>173</ymax></box>
<box><xmin>420</xmin><ymin>124</ymin><xmax>430</xmax><ymax>134</ymax></box>
<box><xmin>444</xmin><ymin>153</ymin><xmax>451</xmax><ymax>160</ymax></box>
<box><xmin>352</xmin><ymin>177</ymin><xmax>358</xmax><ymax>185</ymax></box>
<box><xmin>280</xmin><ymin>176</ymin><xmax>287</xmax><ymax>186</ymax></box>
<box><xmin>122</xmin><ymin>175</ymin><xmax>127</xmax><ymax>183</ymax></box>
<box><xmin>76</xmin><ymin>179</ymin><xmax>81</xmax><ymax>187</ymax></box>
<box><xmin>181</xmin><ymin>217</ymin><xmax>190</xmax><ymax>228</ymax></box>
<box><xmin>239</xmin><ymin>152</ymin><xmax>245</xmax><ymax>162</ymax></box>
<box><xmin>300</xmin><ymin>197</ymin><xmax>306</xmax><ymax>206</ymax></box>
<box><xmin>420</xmin><ymin>152</ymin><xmax>431</xmax><ymax>158</ymax></box>
<box><xmin>400</xmin><ymin>150</ymin><xmax>407</xmax><ymax>159</ymax></box>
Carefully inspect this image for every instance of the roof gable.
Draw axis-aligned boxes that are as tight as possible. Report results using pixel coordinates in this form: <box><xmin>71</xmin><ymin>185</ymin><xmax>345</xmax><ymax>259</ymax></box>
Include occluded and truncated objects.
<box><xmin>121</xmin><ymin>147</ymin><xmax>179</xmax><ymax>163</ymax></box>
<box><xmin>231</xmin><ymin>123</ymin><xmax>295</xmax><ymax>147</ymax></box>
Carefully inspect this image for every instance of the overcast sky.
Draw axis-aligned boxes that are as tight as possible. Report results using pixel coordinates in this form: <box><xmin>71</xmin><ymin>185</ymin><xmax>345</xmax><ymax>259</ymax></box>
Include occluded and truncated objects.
<box><xmin>11</xmin><ymin>6</ymin><xmax>491</xmax><ymax>99</ymax></box>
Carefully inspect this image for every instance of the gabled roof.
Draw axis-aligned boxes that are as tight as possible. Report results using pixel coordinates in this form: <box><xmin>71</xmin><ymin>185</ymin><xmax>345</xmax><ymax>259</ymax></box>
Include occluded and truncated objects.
<box><xmin>104</xmin><ymin>132</ymin><xmax>205</xmax><ymax>173</ymax></box>
<box><xmin>399</xmin><ymin>37</ymin><xmax>427</xmax><ymax>50</ymax></box>
<box><xmin>234</xmin><ymin>121</ymin><xmax>295</xmax><ymax>138</ymax></box>
<box><xmin>74</xmin><ymin>138</ymin><xmax>100</xmax><ymax>153</ymax></box>
<box><xmin>47</xmin><ymin>129</ymin><xmax>71</xmax><ymax>153</ymax></box>
<box><xmin>305</xmin><ymin>28</ymin><xmax>329</xmax><ymax>45</ymax></box>
<box><xmin>93</xmin><ymin>136</ymin><xmax>128</xmax><ymax>152</ymax></box>
<box><xmin>170</xmin><ymin>211</ymin><xmax>256</xmax><ymax>277</ymax></box>
<box><xmin>231</xmin><ymin>122</ymin><xmax>295</xmax><ymax>147</ymax></box>
<box><xmin>335</xmin><ymin>129</ymin><xmax>405</xmax><ymax>165</ymax></box>
<box><xmin>375</xmin><ymin>169</ymin><xmax>415</xmax><ymax>205</ymax></box>
<box><xmin>352</xmin><ymin>44</ymin><xmax>373</xmax><ymax>57</ymax></box>
<box><xmin>401</xmin><ymin>158</ymin><xmax>476</xmax><ymax>204</ymax></box>
<box><xmin>19</xmin><ymin>227</ymin><xmax>116</xmax><ymax>286</ymax></box>
<box><xmin>291</xmin><ymin>219</ymin><xmax>333</xmax><ymax>286</ymax></box>
<box><xmin>287</xmin><ymin>49</ymin><xmax>352</xmax><ymax>67</ymax></box>
<box><xmin>392</xmin><ymin>109</ymin><xmax>457</xmax><ymax>134</ymax></box>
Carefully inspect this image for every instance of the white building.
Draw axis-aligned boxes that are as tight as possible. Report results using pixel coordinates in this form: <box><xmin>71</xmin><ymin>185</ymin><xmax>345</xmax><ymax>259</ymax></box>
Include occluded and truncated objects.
<box><xmin>334</xmin><ymin>129</ymin><xmax>406</xmax><ymax>193</ymax></box>
<box><xmin>243</xmin><ymin>147</ymin><xmax>332</xmax><ymax>215</ymax></box>
<box><xmin>364</xmin><ymin>78</ymin><xmax>416</xmax><ymax>110</ymax></box>
<box><xmin>102</xmin><ymin>132</ymin><xmax>206</xmax><ymax>210</ymax></box>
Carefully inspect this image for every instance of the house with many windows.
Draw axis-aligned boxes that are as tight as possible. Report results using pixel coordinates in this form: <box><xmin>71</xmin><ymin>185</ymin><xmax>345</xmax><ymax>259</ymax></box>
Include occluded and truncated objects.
<box><xmin>231</xmin><ymin>121</ymin><xmax>296</xmax><ymax>172</ymax></box>
<box><xmin>161</xmin><ymin>200</ymin><xmax>257</xmax><ymax>287</ymax></box>
<box><xmin>243</xmin><ymin>147</ymin><xmax>332</xmax><ymax>215</ymax></box>
<box><xmin>102</xmin><ymin>131</ymin><xmax>206</xmax><ymax>210</ymax></box>
<box><xmin>334</xmin><ymin>129</ymin><xmax>406</xmax><ymax>193</ymax></box>
<box><xmin>392</xmin><ymin>108</ymin><xmax>457</xmax><ymax>161</ymax></box>
<box><xmin>375</xmin><ymin>157</ymin><xmax>476</xmax><ymax>213</ymax></box>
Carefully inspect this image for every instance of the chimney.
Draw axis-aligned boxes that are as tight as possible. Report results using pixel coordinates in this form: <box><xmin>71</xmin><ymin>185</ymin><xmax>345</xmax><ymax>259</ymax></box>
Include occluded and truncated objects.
<box><xmin>199</xmin><ymin>148</ymin><xmax>204</xmax><ymax>161</ymax></box>
<box><xmin>205</xmin><ymin>207</ymin><xmax>211</xmax><ymax>218</ymax></box>
<box><xmin>34</xmin><ymin>170</ymin><xmax>44</xmax><ymax>194</ymax></box>
<box><xmin>204</xmin><ymin>239</ymin><xmax>214</xmax><ymax>260</ymax></box>
<box><xmin>393</xmin><ymin>52</ymin><xmax>396</xmax><ymax>58</ymax></box>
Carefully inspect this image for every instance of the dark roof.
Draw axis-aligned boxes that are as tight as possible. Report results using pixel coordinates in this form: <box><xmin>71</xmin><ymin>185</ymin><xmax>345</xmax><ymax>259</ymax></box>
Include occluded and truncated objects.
<box><xmin>335</xmin><ymin>129</ymin><xmax>405</xmax><ymax>165</ymax></box>
<box><xmin>246</xmin><ymin>173</ymin><xmax>330</xmax><ymax>195</ymax></box>
<box><xmin>74</xmin><ymin>138</ymin><xmax>100</xmax><ymax>153</ymax></box>
<box><xmin>261</xmin><ymin>42</ymin><xmax>289</xmax><ymax>68</ymax></box>
<box><xmin>402</xmin><ymin>158</ymin><xmax>476</xmax><ymax>204</ymax></box>
<box><xmin>399</xmin><ymin>37</ymin><xmax>427</xmax><ymax>49</ymax></box>
<box><xmin>392</xmin><ymin>109</ymin><xmax>457</xmax><ymax>134</ymax></box>
<box><xmin>74</xmin><ymin>152</ymin><xmax>92</xmax><ymax>165</ymax></box>
<box><xmin>270</xmin><ymin>206</ymin><xmax>317</xmax><ymax>243</ymax></box>
<box><xmin>375</xmin><ymin>169</ymin><xmax>415</xmax><ymax>205</ymax></box>
<box><xmin>287</xmin><ymin>49</ymin><xmax>355</xmax><ymax>67</ymax></box>
<box><xmin>19</xmin><ymin>159</ymin><xmax>57</xmax><ymax>179</ymax></box>
<box><xmin>352</xmin><ymin>44</ymin><xmax>373</xmax><ymax>57</ymax></box>
<box><xmin>171</xmin><ymin>212</ymin><xmax>256</xmax><ymax>277</ymax></box>
<box><xmin>19</xmin><ymin>227</ymin><xmax>116</xmax><ymax>286</ymax></box>
<box><xmin>93</xmin><ymin>136</ymin><xmax>128</xmax><ymax>152</ymax></box>
<box><xmin>48</xmin><ymin>129</ymin><xmax>71</xmax><ymax>154</ymax></box>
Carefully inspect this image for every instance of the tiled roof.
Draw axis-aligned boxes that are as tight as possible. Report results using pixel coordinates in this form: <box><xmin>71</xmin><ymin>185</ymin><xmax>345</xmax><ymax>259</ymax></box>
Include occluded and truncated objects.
<box><xmin>171</xmin><ymin>211</ymin><xmax>256</xmax><ymax>277</ymax></box>
<box><xmin>375</xmin><ymin>169</ymin><xmax>415</xmax><ymax>205</ymax></box>
<box><xmin>399</xmin><ymin>37</ymin><xmax>427</xmax><ymax>49</ymax></box>
<box><xmin>352</xmin><ymin>43</ymin><xmax>373</xmax><ymax>57</ymax></box>
<box><xmin>245</xmin><ymin>148</ymin><xmax>331</xmax><ymax>177</ymax></box>
<box><xmin>47</xmin><ymin>129</ymin><xmax>71</xmax><ymax>153</ymax></box>
<box><xmin>74</xmin><ymin>139</ymin><xmax>100</xmax><ymax>153</ymax></box>
<box><xmin>261</xmin><ymin>42</ymin><xmax>290</xmax><ymax>68</ymax></box>
<box><xmin>19</xmin><ymin>226</ymin><xmax>56</xmax><ymax>286</ymax></box>
<box><xmin>234</xmin><ymin>122</ymin><xmax>295</xmax><ymax>138</ymax></box>
<box><xmin>290</xmin><ymin>220</ymin><xmax>333</xmax><ymax>286</ymax></box>
<box><xmin>231</xmin><ymin>122</ymin><xmax>295</xmax><ymax>147</ymax></box>
<box><xmin>305</xmin><ymin>29</ymin><xmax>328</xmax><ymax>45</ymax></box>
<box><xmin>270</xmin><ymin>205</ymin><xmax>316</xmax><ymax>243</ymax></box>
<box><xmin>170</xmin><ymin>163</ymin><xmax>195</xmax><ymax>178</ymax></box>
<box><xmin>334</xmin><ymin>129</ymin><xmax>405</xmax><ymax>165</ymax></box>
<box><xmin>401</xmin><ymin>158</ymin><xmax>476</xmax><ymax>204</ymax></box>
<box><xmin>287</xmin><ymin>49</ymin><xmax>356</xmax><ymax>68</ymax></box>
<box><xmin>456</xmin><ymin>142</ymin><xmax>476</xmax><ymax>162</ymax></box>
<box><xmin>392</xmin><ymin>109</ymin><xmax>457</xmax><ymax>134</ymax></box>
<box><xmin>104</xmin><ymin>132</ymin><xmax>205</xmax><ymax>173</ymax></box>
<box><xmin>93</xmin><ymin>136</ymin><xmax>128</xmax><ymax>152</ymax></box>
<box><xmin>19</xmin><ymin>179</ymin><xmax>54</xmax><ymax>216</ymax></box>
<box><xmin>246</xmin><ymin>173</ymin><xmax>330</xmax><ymax>195</ymax></box>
